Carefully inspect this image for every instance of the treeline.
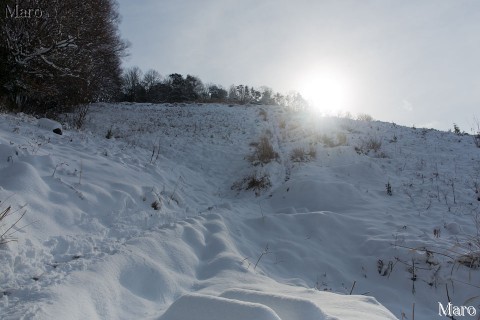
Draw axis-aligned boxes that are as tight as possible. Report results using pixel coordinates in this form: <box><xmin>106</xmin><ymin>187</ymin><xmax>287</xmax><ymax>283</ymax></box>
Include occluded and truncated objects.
<box><xmin>120</xmin><ymin>66</ymin><xmax>308</xmax><ymax>109</ymax></box>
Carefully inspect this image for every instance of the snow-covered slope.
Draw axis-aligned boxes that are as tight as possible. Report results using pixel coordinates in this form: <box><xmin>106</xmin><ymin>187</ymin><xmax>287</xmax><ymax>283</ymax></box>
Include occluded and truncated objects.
<box><xmin>1</xmin><ymin>103</ymin><xmax>479</xmax><ymax>319</ymax></box>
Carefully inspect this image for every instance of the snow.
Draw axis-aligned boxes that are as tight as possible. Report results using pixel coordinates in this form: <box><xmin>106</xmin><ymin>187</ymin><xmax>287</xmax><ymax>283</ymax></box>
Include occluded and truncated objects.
<box><xmin>0</xmin><ymin>103</ymin><xmax>479</xmax><ymax>319</ymax></box>
<box><xmin>37</xmin><ymin>118</ymin><xmax>62</xmax><ymax>135</ymax></box>
<box><xmin>159</xmin><ymin>293</ymin><xmax>283</xmax><ymax>320</ymax></box>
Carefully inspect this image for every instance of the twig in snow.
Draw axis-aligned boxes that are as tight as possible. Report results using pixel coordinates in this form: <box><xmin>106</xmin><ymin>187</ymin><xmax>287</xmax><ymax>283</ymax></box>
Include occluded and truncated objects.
<box><xmin>78</xmin><ymin>160</ymin><xmax>83</xmax><ymax>185</ymax></box>
<box><xmin>168</xmin><ymin>176</ymin><xmax>183</xmax><ymax>205</ymax></box>
<box><xmin>0</xmin><ymin>205</ymin><xmax>28</xmax><ymax>244</ymax></box>
<box><xmin>254</xmin><ymin>243</ymin><xmax>271</xmax><ymax>270</ymax></box>
<box><xmin>349</xmin><ymin>280</ymin><xmax>356</xmax><ymax>295</ymax></box>
<box><xmin>411</xmin><ymin>258</ymin><xmax>416</xmax><ymax>295</ymax></box>
<box><xmin>445</xmin><ymin>284</ymin><xmax>455</xmax><ymax>320</ymax></box>
<box><xmin>52</xmin><ymin>162</ymin><xmax>68</xmax><ymax>177</ymax></box>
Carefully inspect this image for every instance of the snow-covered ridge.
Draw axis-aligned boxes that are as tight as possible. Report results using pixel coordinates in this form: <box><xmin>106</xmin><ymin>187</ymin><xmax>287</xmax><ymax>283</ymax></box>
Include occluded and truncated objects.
<box><xmin>0</xmin><ymin>103</ymin><xmax>478</xmax><ymax>319</ymax></box>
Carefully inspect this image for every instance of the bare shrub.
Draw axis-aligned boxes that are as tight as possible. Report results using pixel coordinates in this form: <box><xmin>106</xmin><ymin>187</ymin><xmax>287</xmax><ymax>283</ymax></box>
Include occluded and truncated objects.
<box><xmin>336</xmin><ymin>132</ymin><xmax>348</xmax><ymax>146</ymax></box>
<box><xmin>355</xmin><ymin>136</ymin><xmax>382</xmax><ymax>155</ymax></box>
<box><xmin>375</xmin><ymin>151</ymin><xmax>389</xmax><ymax>158</ymax></box>
<box><xmin>356</xmin><ymin>113</ymin><xmax>373</xmax><ymax>122</ymax></box>
<box><xmin>249</xmin><ymin>135</ymin><xmax>278</xmax><ymax>164</ymax></box>
<box><xmin>474</xmin><ymin>134</ymin><xmax>480</xmax><ymax>148</ymax></box>
<box><xmin>456</xmin><ymin>216</ymin><xmax>480</xmax><ymax>269</ymax></box>
<box><xmin>245</xmin><ymin>174</ymin><xmax>271</xmax><ymax>191</ymax></box>
<box><xmin>151</xmin><ymin>199</ymin><xmax>161</xmax><ymax>210</ymax></box>
<box><xmin>317</xmin><ymin>134</ymin><xmax>335</xmax><ymax>147</ymax></box>
<box><xmin>232</xmin><ymin>172</ymin><xmax>272</xmax><ymax>194</ymax></box>
<box><xmin>316</xmin><ymin>133</ymin><xmax>347</xmax><ymax>147</ymax></box>
<box><xmin>473</xmin><ymin>116</ymin><xmax>480</xmax><ymax>148</ymax></box>
<box><xmin>106</xmin><ymin>126</ymin><xmax>114</xmax><ymax>139</ymax></box>
<box><xmin>291</xmin><ymin>147</ymin><xmax>306</xmax><ymax>162</ymax></box>
<box><xmin>70</xmin><ymin>105</ymin><xmax>90</xmax><ymax>129</ymax></box>
<box><xmin>453</xmin><ymin>123</ymin><xmax>461</xmax><ymax>135</ymax></box>
<box><xmin>308</xmin><ymin>145</ymin><xmax>317</xmax><ymax>158</ymax></box>
<box><xmin>456</xmin><ymin>253</ymin><xmax>480</xmax><ymax>269</ymax></box>
<box><xmin>291</xmin><ymin>145</ymin><xmax>316</xmax><ymax>162</ymax></box>
<box><xmin>366</xmin><ymin>137</ymin><xmax>382</xmax><ymax>151</ymax></box>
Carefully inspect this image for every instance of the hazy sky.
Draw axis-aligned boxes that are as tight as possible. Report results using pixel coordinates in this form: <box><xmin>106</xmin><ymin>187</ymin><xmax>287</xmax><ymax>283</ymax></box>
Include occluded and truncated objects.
<box><xmin>117</xmin><ymin>0</ymin><xmax>480</xmax><ymax>131</ymax></box>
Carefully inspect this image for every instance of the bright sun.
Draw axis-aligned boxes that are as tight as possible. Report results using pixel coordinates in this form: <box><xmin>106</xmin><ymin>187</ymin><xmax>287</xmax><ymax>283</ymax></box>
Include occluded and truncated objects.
<box><xmin>298</xmin><ymin>69</ymin><xmax>353</xmax><ymax>114</ymax></box>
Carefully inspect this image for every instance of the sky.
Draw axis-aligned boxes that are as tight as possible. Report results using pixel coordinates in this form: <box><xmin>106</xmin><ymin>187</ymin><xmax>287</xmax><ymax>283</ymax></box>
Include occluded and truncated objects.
<box><xmin>116</xmin><ymin>0</ymin><xmax>480</xmax><ymax>131</ymax></box>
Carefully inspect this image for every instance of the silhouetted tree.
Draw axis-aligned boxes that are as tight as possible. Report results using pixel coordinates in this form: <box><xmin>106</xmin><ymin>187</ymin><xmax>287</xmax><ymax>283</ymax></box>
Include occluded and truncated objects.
<box><xmin>285</xmin><ymin>92</ymin><xmax>308</xmax><ymax>111</ymax></box>
<box><xmin>143</xmin><ymin>69</ymin><xmax>162</xmax><ymax>92</ymax></box>
<box><xmin>142</xmin><ymin>69</ymin><xmax>162</xmax><ymax>102</ymax></box>
<box><xmin>166</xmin><ymin>73</ymin><xmax>186</xmax><ymax>102</ymax></box>
<box><xmin>260</xmin><ymin>86</ymin><xmax>275</xmax><ymax>105</ymax></box>
<box><xmin>122</xmin><ymin>67</ymin><xmax>144</xmax><ymax>102</ymax></box>
<box><xmin>250</xmin><ymin>88</ymin><xmax>262</xmax><ymax>104</ymax></box>
<box><xmin>208</xmin><ymin>85</ymin><xmax>228</xmax><ymax>101</ymax></box>
<box><xmin>184</xmin><ymin>75</ymin><xmax>204</xmax><ymax>101</ymax></box>
<box><xmin>273</xmin><ymin>93</ymin><xmax>285</xmax><ymax>106</ymax></box>
<box><xmin>149</xmin><ymin>82</ymin><xmax>172</xmax><ymax>103</ymax></box>
<box><xmin>228</xmin><ymin>85</ymin><xmax>238</xmax><ymax>102</ymax></box>
<box><xmin>113</xmin><ymin>66</ymin><xmax>305</xmax><ymax>107</ymax></box>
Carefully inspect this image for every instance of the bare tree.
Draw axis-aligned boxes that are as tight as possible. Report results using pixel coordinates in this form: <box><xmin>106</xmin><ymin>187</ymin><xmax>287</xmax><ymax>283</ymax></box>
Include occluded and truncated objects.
<box><xmin>143</xmin><ymin>69</ymin><xmax>162</xmax><ymax>92</ymax></box>
<box><xmin>1</xmin><ymin>0</ymin><xmax>127</xmax><ymax>115</ymax></box>
<box><xmin>121</xmin><ymin>66</ymin><xmax>144</xmax><ymax>102</ymax></box>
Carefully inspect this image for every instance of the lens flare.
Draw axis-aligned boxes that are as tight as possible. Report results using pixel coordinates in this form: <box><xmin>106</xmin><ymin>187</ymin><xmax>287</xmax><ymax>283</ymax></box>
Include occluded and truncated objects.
<box><xmin>298</xmin><ymin>68</ymin><xmax>354</xmax><ymax>115</ymax></box>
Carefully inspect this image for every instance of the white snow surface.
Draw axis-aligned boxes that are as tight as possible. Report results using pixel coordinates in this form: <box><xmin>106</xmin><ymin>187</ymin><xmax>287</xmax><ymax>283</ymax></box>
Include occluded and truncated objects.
<box><xmin>1</xmin><ymin>102</ymin><xmax>479</xmax><ymax>319</ymax></box>
<box><xmin>37</xmin><ymin>118</ymin><xmax>62</xmax><ymax>133</ymax></box>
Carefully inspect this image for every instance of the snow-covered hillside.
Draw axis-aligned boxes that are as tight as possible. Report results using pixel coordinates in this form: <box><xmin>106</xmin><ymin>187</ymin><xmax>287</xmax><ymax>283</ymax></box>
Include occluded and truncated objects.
<box><xmin>1</xmin><ymin>103</ymin><xmax>479</xmax><ymax>319</ymax></box>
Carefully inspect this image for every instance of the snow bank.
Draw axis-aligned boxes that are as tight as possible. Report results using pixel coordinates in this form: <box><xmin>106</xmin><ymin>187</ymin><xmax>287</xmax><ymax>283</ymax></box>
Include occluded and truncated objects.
<box><xmin>159</xmin><ymin>293</ymin><xmax>282</xmax><ymax>320</ymax></box>
<box><xmin>38</xmin><ymin>118</ymin><xmax>62</xmax><ymax>135</ymax></box>
<box><xmin>220</xmin><ymin>289</ymin><xmax>329</xmax><ymax>320</ymax></box>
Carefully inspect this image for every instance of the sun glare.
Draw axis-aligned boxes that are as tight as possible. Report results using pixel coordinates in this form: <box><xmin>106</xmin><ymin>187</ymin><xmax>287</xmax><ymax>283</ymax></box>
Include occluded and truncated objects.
<box><xmin>298</xmin><ymin>69</ymin><xmax>353</xmax><ymax>115</ymax></box>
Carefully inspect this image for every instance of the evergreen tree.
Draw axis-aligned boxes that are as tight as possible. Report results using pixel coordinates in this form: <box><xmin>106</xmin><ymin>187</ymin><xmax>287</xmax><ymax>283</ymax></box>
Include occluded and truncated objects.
<box><xmin>167</xmin><ymin>73</ymin><xmax>186</xmax><ymax>102</ymax></box>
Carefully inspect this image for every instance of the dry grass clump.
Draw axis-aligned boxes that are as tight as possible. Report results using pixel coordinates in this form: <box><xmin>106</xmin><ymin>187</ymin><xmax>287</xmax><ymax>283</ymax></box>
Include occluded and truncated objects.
<box><xmin>456</xmin><ymin>252</ymin><xmax>480</xmax><ymax>269</ymax></box>
<box><xmin>307</xmin><ymin>146</ymin><xmax>317</xmax><ymax>158</ymax></box>
<box><xmin>290</xmin><ymin>146</ymin><xmax>317</xmax><ymax>162</ymax></box>
<box><xmin>232</xmin><ymin>172</ymin><xmax>272</xmax><ymax>195</ymax></box>
<box><xmin>320</xmin><ymin>134</ymin><xmax>335</xmax><ymax>147</ymax></box>
<box><xmin>248</xmin><ymin>135</ymin><xmax>278</xmax><ymax>164</ymax></box>
<box><xmin>106</xmin><ymin>126</ymin><xmax>114</xmax><ymax>139</ymax></box>
<box><xmin>355</xmin><ymin>136</ymin><xmax>382</xmax><ymax>155</ymax></box>
<box><xmin>474</xmin><ymin>133</ymin><xmax>480</xmax><ymax>148</ymax></box>
<box><xmin>315</xmin><ymin>132</ymin><xmax>348</xmax><ymax>148</ymax></box>
<box><xmin>151</xmin><ymin>200</ymin><xmax>161</xmax><ymax>211</ymax></box>
<box><xmin>455</xmin><ymin>219</ymin><xmax>480</xmax><ymax>269</ymax></box>
<box><xmin>336</xmin><ymin>132</ymin><xmax>347</xmax><ymax>146</ymax></box>
<box><xmin>291</xmin><ymin>147</ymin><xmax>306</xmax><ymax>162</ymax></box>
